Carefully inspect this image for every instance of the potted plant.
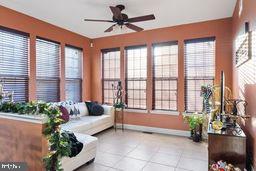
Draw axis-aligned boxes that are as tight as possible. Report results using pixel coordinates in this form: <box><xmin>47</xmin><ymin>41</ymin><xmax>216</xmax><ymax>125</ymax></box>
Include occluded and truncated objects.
<box><xmin>183</xmin><ymin>113</ymin><xmax>204</xmax><ymax>142</ymax></box>
<box><xmin>113</xmin><ymin>101</ymin><xmax>126</xmax><ymax>111</ymax></box>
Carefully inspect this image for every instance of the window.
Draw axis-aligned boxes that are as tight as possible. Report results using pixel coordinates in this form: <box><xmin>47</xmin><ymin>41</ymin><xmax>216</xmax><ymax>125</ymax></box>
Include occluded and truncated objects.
<box><xmin>65</xmin><ymin>46</ymin><xmax>83</xmax><ymax>102</ymax></box>
<box><xmin>102</xmin><ymin>49</ymin><xmax>120</xmax><ymax>104</ymax></box>
<box><xmin>126</xmin><ymin>46</ymin><xmax>147</xmax><ymax>109</ymax></box>
<box><xmin>184</xmin><ymin>37</ymin><xmax>215</xmax><ymax>112</ymax></box>
<box><xmin>153</xmin><ymin>42</ymin><xmax>178</xmax><ymax>111</ymax></box>
<box><xmin>36</xmin><ymin>38</ymin><xmax>60</xmax><ymax>102</ymax></box>
<box><xmin>0</xmin><ymin>28</ymin><xmax>29</xmax><ymax>102</ymax></box>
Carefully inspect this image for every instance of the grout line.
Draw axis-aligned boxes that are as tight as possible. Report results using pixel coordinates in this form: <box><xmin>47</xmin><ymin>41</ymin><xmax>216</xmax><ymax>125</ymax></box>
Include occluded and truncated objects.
<box><xmin>175</xmin><ymin>148</ymin><xmax>184</xmax><ymax>169</ymax></box>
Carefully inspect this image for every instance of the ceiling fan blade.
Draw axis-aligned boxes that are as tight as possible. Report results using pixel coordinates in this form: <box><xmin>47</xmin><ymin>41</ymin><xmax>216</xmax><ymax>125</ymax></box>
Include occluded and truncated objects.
<box><xmin>110</xmin><ymin>6</ymin><xmax>123</xmax><ymax>20</ymax></box>
<box><xmin>127</xmin><ymin>14</ymin><xmax>155</xmax><ymax>23</ymax></box>
<box><xmin>84</xmin><ymin>19</ymin><xmax>114</xmax><ymax>23</ymax></box>
<box><xmin>125</xmin><ymin>23</ymin><xmax>144</xmax><ymax>32</ymax></box>
<box><xmin>104</xmin><ymin>24</ymin><xmax>116</xmax><ymax>32</ymax></box>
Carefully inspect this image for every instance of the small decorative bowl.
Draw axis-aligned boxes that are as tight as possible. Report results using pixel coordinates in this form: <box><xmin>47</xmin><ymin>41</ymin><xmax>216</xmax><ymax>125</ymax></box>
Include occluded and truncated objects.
<box><xmin>212</xmin><ymin>121</ymin><xmax>223</xmax><ymax>130</ymax></box>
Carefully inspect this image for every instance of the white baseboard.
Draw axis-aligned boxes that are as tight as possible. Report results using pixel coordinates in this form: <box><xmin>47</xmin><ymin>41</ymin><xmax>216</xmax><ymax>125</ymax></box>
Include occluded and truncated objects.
<box><xmin>116</xmin><ymin>124</ymin><xmax>190</xmax><ymax>137</ymax></box>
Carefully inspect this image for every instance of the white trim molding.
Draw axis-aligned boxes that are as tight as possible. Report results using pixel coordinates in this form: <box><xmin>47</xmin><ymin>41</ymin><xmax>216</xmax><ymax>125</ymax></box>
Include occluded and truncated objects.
<box><xmin>124</xmin><ymin>109</ymin><xmax>148</xmax><ymax>114</ymax></box>
<box><xmin>116</xmin><ymin>124</ymin><xmax>190</xmax><ymax>137</ymax></box>
<box><xmin>150</xmin><ymin>110</ymin><xmax>180</xmax><ymax>116</ymax></box>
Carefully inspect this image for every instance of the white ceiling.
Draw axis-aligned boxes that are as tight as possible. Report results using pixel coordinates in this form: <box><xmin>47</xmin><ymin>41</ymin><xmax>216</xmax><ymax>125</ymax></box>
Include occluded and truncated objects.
<box><xmin>0</xmin><ymin>0</ymin><xmax>237</xmax><ymax>39</ymax></box>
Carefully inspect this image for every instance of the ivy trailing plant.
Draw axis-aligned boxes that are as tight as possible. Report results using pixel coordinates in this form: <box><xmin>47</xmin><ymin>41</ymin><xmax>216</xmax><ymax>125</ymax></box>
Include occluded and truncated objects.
<box><xmin>0</xmin><ymin>101</ymin><xmax>71</xmax><ymax>171</ymax></box>
<box><xmin>0</xmin><ymin>101</ymin><xmax>39</xmax><ymax>114</ymax></box>
<box><xmin>43</xmin><ymin>105</ymin><xmax>71</xmax><ymax>171</ymax></box>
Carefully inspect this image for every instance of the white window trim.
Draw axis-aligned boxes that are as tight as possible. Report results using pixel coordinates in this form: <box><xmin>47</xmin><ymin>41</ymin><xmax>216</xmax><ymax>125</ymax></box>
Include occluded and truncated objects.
<box><xmin>150</xmin><ymin>110</ymin><xmax>180</xmax><ymax>116</ymax></box>
<box><xmin>124</xmin><ymin>109</ymin><xmax>148</xmax><ymax>114</ymax></box>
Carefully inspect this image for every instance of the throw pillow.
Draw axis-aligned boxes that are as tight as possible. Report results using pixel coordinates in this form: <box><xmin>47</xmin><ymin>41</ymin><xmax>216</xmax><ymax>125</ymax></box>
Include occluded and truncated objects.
<box><xmin>91</xmin><ymin>104</ymin><xmax>104</xmax><ymax>116</ymax></box>
<box><xmin>77</xmin><ymin>102</ymin><xmax>89</xmax><ymax>116</ymax></box>
<box><xmin>85</xmin><ymin>101</ymin><xmax>94</xmax><ymax>115</ymax></box>
<box><xmin>59</xmin><ymin>106</ymin><xmax>69</xmax><ymax>123</ymax></box>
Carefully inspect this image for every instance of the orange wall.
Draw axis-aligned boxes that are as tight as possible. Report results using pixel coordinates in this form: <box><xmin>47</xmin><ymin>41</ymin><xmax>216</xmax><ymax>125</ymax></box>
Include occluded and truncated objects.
<box><xmin>0</xmin><ymin>5</ymin><xmax>92</xmax><ymax>101</ymax></box>
<box><xmin>0</xmin><ymin>5</ymin><xmax>234</xmax><ymax>132</ymax></box>
<box><xmin>232</xmin><ymin>0</ymin><xmax>256</xmax><ymax>168</ymax></box>
<box><xmin>91</xmin><ymin>18</ymin><xmax>233</xmax><ymax>131</ymax></box>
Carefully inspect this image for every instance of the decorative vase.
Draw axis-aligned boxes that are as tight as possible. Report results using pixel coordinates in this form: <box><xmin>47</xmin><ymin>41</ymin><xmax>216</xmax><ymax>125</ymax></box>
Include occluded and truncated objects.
<box><xmin>203</xmin><ymin>99</ymin><xmax>211</xmax><ymax>114</ymax></box>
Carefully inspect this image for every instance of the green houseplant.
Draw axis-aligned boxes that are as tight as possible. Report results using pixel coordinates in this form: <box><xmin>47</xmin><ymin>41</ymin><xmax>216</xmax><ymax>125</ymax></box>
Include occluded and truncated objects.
<box><xmin>113</xmin><ymin>101</ymin><xmax>126</xmax><ymax>111</ymax></box>
<box><xmin>183</xmin><ymin>113</ymin><xmax>204</xmax><ymax>142</ymax></box>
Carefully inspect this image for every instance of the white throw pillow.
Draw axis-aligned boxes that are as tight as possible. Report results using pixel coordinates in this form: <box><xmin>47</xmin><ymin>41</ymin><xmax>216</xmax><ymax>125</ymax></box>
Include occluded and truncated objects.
<box><xmin>77</xmin><ymin>102</ymin><xmax>89</xmax><ymax>116</ymax></box>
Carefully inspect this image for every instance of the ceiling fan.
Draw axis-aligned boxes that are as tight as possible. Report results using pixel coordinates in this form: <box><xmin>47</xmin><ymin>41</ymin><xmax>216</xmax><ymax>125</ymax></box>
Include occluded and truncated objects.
<box><xmin>84</xmin><ymin>5</ymin><xmax>155</xmax><ymax>32</ymax></box>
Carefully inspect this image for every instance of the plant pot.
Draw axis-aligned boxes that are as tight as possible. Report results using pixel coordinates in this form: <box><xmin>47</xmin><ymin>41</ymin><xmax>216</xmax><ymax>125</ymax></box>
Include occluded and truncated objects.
<box><xmin>191</xmin><ymin>124</ymin><xmax>203</xmax><ymax>142</ymax></box>
<box><xmin>115</xmin><ymin>108</ymin><xmax>122</xmax><ymax>111</ymax></box>
<box><xmin>190</xmin><ymin>130</ymin><xmax>194</xmax><ymax>139</ymax></box>
<box><xmin>193</xmin><ymin>133</ymin><xmax>201</xmax><ymax>142</ymax></box>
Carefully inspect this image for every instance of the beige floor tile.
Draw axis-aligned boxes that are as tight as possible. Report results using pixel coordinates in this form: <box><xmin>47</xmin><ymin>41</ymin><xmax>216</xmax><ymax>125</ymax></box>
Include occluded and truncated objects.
<box><xmin>181</xmin><ymin>150</ymin><xmax>208</xmax><ymax>161</ymax></box>
<box><xmin>158</xmin><ymin>146</ymin><xmax>183</xmax><ymax>156</ymax></box>
<box><xmin>126</xmin><ymin>148</ymin><xmax>156</xmax><ymax>161</ymax></box>
<box><xmin>76</xmin><ymin>163</ymin><xmax>110</xmax><ymax>171</ymax></box>
<box><xmin>119</xmin><ymin>139</ymin><xmax>141</xmax><ymax>148</ymax></box>
<box><xmin>98</xmin><ymin>143</ymin><xmax>135</xmax><ymax>156</ymax></box>
<box><xmin>175</xmin><ymin>168</ymin><xmax>192</xmax><ymax>171</ymax></box>
<box><xmin>95</xmin><ymin>152</ymin><xmax>123</xmax><ymax>167</ymax></box>
<box><xmin>150</xmin><ymin>152</ymin><xmax>180</xmax><ymax>167</ymax></box>
<box><xmin>104</xmin><ymin>145</ymin><xmax>134</xmax><ymax>156</ymax></box>
<box><xmin>143</xmin><ymin>162</ymin><xmax>175</xmax><ymax>171</ymax></box>
<box><xmin>135</xmin><ymin>143</ymin><xmax>160</xmax><ymax>152</ymax></box>
<box><xmin>106</xmin><ymin>168</ymin><xmax>122</xmax><ymax>171</ymax></box>
<box><xmin>94</xmin><ymin>128</ymin><xmax>208</xmax><ymax>171</ymax></box>
<box><xmin>177</xmin><ymin>157</ymin><xmax>208</xmax><ymax>171</ymax></box>
<box><xmin>113</xmin><ymin>157</ymin><xmax>147</xmax><ymax>171</ymax></box>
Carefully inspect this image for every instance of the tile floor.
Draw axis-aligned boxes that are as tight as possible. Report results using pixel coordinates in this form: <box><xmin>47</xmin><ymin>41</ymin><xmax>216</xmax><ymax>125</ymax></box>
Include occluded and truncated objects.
<box><xmin>77</xmin><ymin>128</ymin><xmax>208</xmax><ymax>171</ymax></box>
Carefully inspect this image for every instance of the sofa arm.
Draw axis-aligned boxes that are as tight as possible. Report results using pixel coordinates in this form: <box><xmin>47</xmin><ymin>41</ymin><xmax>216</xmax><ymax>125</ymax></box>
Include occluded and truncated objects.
<box><xmin>102</xmin><ymin>105</ymin><xmax>114</xmax><ymax>116</ymax></box>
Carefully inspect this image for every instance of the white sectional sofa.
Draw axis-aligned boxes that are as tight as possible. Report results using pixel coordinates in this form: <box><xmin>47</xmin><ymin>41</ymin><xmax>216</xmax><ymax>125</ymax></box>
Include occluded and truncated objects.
<box><xmin>61</xmin><ymin>104</ymin><xmax>114</xmax><ymax>135</ymax></box>
<box><xmin>60</xmin><ymin>103</ymin><xmax>114</xmax><ymax>171</ymax></box>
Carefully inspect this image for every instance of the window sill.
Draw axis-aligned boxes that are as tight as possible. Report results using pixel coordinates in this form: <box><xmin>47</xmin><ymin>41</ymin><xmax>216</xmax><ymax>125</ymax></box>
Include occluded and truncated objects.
<box><xmin>182</xmin><ymin>112</ymin><xmax>203</xmax><ymax>116</ymax></box>
<box><xmin>124</xmin><ymin>109</ymin><xmax>148</xmax><ymax>114</ymax></box>
<box><xmin>150</xmin><ymin>110</ymin><xmax>180</xmax><ymax>116</ymax></box>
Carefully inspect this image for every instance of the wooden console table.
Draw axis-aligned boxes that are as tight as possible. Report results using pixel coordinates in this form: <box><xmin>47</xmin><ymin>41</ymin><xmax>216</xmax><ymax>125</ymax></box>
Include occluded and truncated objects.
<box><xmin>208</xmin><ymin>122</ymin><xmax>246</xmax><ymax>170</ymax></box>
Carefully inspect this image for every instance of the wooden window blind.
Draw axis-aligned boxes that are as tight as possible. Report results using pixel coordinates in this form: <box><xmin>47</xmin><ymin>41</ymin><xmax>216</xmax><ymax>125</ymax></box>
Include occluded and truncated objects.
<box><xmin>0</xmin><ymin>28</ymin><xmax>29</xmax><ymax>102</ymax></box>
<box><xmin>65</xmin><ymin>46</ymin><xmax>83</xmax><ymax>102</ymax></box>
<box><xmin>184</xmin><ymin>37</ymin><xmax>215</xmax><ymax>112</ymax></box>
<box><xmin>36</xmin><ymin>38</ymin><xmax>60</xmax><ymax>102</ymax></box>
<box><xmin>126</xmin><ymin>46</ymin><xmax>147</xmax><ymax>109</ymax></box>
<box><xmin>153</xmin><ymin>42</ymin><xmax>178</xmax><ymax>111</ymax></box>
<box><xmin>102</xmin><ymin>49</ymin><xmax>120</xmax><ymax>104</ymax></box>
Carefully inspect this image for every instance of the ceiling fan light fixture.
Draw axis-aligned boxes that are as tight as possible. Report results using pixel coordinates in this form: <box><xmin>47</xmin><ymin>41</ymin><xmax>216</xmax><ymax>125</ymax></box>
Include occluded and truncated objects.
<box><xmin>112</xmin><ymin>24</ymin><xmax>127</xmax><ymax>32</ymax></box>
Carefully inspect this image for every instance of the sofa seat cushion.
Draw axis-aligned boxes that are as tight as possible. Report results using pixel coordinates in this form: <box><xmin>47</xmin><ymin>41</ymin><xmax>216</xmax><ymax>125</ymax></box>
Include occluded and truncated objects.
<box><xmin>87</xmin><ymin>115</ymin><xmax>112</xmax><ymax>127</ymax></box>
<box><xmin>61</xmin><ymin>133</ymin><xmax>97</xmax><ymax>164</ymax></box>
<box><xmin>61</xmin><ymin>115</ymin><xmax>111</xmax><ymax>132</ymax></box>
<box><xmin>73</xmin><ymin>133</ymin><xmax>97</xmax><ymax>150</ymax></box>
<box><xmin>61</xmin><ymin>118</ymin><xmax>93</xmax><ymax>132</ymax></box>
